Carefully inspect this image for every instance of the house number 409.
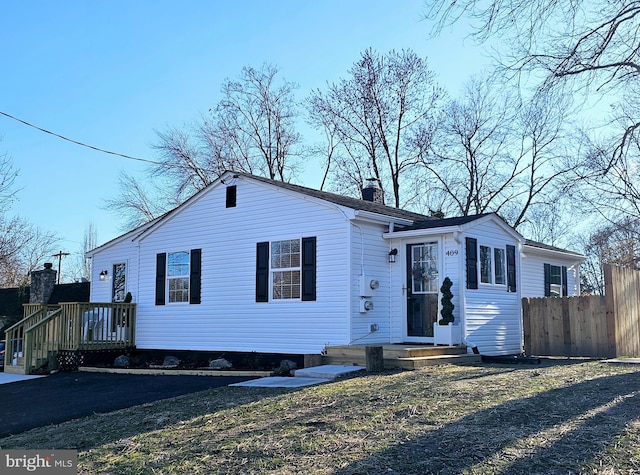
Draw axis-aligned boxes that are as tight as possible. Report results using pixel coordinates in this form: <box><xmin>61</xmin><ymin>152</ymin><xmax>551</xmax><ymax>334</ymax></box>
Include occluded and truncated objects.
<box><xmin>445</xmin><ymin>250</ymin><xmax>459</xmax><ymax>257</ymax></box>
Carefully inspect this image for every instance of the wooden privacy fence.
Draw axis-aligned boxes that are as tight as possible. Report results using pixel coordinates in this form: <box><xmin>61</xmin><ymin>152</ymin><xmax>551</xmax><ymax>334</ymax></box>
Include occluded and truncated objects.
<box><xmin>522</xmin><ymin>264</ymin><xmax>640</xmax><ymax>357</ymax></box>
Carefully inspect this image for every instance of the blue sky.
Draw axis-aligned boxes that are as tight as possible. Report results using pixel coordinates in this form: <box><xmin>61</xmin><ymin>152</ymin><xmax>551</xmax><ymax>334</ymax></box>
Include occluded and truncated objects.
<box><xmin>1</xmin><ymin>1</ymin><xmax>489</xmax><ymax>272</ymax></box>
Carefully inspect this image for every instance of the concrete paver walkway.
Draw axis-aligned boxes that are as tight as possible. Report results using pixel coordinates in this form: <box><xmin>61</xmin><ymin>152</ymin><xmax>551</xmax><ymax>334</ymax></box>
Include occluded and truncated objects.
<box><xmin>230</xmin><ymin>364</ymin><xmax>366</xmax><ymax>388</ymax></box>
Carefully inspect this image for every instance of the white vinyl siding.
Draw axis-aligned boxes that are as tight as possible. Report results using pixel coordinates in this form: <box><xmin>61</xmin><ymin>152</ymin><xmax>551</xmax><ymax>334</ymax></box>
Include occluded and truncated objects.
<box><xmin>89</xmin><ymin>239</ymin><xmax>138</xmax><ymax>304</ymax></box>
<box><xmin>520</xmin><ymin>247</ymin><xmax>582</xmax><ymax>298</ymax></box>
<box><xmin>462</xmin><ymin>220</ymin><xmax>522</xmax><ymax>356</ymax></box>
<box><xmin>124</xmin><ymin>178</ymin><xmax>351</xmax><ymax>354</ymax></box>
<box><xmin>349</xmin><ymin>220</ymin><xmax>393</xmax><ymax>345</ymax></box>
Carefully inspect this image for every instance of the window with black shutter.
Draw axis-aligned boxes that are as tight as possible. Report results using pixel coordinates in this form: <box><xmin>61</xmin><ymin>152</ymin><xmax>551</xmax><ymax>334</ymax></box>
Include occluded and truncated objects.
<box><xmin>256</xmin><ymin>237</ymin><xmax>317</xmax><ymax>302</ymax></box>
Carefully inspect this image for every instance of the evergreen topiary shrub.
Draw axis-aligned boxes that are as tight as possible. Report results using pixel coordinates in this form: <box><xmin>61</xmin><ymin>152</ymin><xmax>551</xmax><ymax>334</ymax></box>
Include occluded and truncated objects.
<box><xmin>439</xmin><ymin>277</ymin><xmax>455</xmax><ymax>325</ymax></box>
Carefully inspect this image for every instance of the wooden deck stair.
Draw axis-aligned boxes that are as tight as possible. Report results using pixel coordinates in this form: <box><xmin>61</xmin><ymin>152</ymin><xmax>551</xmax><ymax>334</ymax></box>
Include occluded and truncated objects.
<box><xmin>323</xmin><ymin>344</ymin><xmax>481</xmax><ymax>370</ymax></box>
<box><xmin>4</xmin><ymin>302</ymin><xmax>136</xmax><ymax>375</ymax></box>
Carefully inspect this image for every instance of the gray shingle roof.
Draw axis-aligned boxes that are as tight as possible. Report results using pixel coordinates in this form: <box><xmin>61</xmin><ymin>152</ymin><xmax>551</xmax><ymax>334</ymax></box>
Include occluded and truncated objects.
<box><xmin>524</xmin><ymin>239</ymin><xmax>585</xmax><ymax>257</ymax></box>
<box><xmin>239</xmin><ymin>172</ymin><xmax>431</xmax><ymax>222</ymax></box>
<box><xmin>396</xmin><ymin>213</ymin><xmax>493</xmax><ymax>231</ymax></box>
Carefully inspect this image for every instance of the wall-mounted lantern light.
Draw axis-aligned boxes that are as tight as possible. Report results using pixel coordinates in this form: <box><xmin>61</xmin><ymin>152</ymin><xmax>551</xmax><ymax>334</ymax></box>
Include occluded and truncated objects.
<box><xmin>99</xmin><ymin>270</ymin><xmax>108</xmax><ymax>281</ymax></box>
<box><xmin>388</xmin><ymin>248</ymin><xmax>398</xmax><ymax>263</ymax></box>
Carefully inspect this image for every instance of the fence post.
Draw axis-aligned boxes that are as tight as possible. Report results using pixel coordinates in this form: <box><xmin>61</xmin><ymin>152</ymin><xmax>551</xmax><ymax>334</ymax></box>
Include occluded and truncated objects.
<box><xmin>603</xmin><ymin>264</ymin><xmax>618</xmax><ymax>358</ymax></box>
<box><xmin>522</xmin><ymin>298</ymin><xmax>532</xmax><ymax>356</ymax></box>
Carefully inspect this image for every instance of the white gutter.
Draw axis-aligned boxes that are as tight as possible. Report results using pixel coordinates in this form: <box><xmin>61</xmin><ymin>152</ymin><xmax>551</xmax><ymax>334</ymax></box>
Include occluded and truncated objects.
<box><xmin>522</xmin><ymin>244</ymin><xmax>586</xmax><ymax>261</ymax></box>
<box><xmin>353</xmin><ymin>210</ymin><xmax>415</xmax><ymax>227</ymax></box>
<box><xmin>383</xmin><ymin>225</ymin><xmax>463</xmax><ymax>239</ymax></box>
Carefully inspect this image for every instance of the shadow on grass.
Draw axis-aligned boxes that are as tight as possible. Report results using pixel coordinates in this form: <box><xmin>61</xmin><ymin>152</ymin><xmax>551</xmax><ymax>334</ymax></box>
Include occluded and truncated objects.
<box><xmin>332</xmin><ymin>367</ymin><xmax>640</xmax><ymax>474</ymax></box>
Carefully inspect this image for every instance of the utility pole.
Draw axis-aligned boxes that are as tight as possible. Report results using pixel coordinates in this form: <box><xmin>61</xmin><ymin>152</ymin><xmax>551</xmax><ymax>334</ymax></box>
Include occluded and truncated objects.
<box><xmin>52</xmin><ymin>250</ymin><xmax>70</xmax><ymax>285</ymax></box>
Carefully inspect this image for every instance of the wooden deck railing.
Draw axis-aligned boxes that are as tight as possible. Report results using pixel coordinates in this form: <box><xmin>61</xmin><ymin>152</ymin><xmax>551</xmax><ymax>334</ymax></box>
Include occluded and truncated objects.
<box><xmin>4</xmin><ymin>302</ymin><xmax>136</xmax><ymax>374</ymax></box>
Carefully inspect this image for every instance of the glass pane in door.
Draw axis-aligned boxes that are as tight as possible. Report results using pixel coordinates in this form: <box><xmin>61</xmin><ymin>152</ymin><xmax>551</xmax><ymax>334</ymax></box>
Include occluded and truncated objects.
<box><xmin>406</xmin><ymin>243</ymin><xmax>439</xmax><ymax>338</ymax></box>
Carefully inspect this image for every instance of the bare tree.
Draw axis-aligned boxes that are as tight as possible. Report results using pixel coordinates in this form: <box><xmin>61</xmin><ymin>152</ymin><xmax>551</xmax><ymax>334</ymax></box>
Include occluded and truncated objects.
<box><xmin>0</xmin><ymin>216</ymin><xmax>58</xmax><ymax>287</ymax></box>
<box><xmin>0</xmin><ymin>147</ymin><xmax>59</xmax><ymax>287</ymax></box>
<box><xmin>67</xmin><ymin>223</ymin><xmax>98</xmax><ymax>282</ymax></box>
<box><xmin>424</xmin><ymin>76</ymin><xmax>514</xmax><ymax>217</ymax></box>
<box><xmin>579</xmin><ymin>216</ymin><xmax>640</xmax><ymax>293</ymax></box>
<box><xmin>104</xmin><ymin>172</ymin><xmax>170</xmax><ymax>231</ymax></box>
<box><xmin>426</xmin><ymin>0</ymin><xmax>640</xmax><ymax>175</ymax></box>
<box><xmin>307</xmin><ymin>48</ymin><xmax>443</xmax><ymax>207</ymax></box>
<box><xmin>212</xmin><ymin>64</ymin><xmax>301</xmax><ymax>181</ymax></box>
<box><xmin>0</xmin><ymin>151</ymin><xmax>18</xmax><ymax>212</ymax></box>
<box><xmin>108</xmin><ymin>64</ymin><xmax>301</xmax><ymax>228</ymax></box>
<box><xmin>424</xmin><ymin>76</ymin><xmax>573</xmax><ymax>230</ymax></box>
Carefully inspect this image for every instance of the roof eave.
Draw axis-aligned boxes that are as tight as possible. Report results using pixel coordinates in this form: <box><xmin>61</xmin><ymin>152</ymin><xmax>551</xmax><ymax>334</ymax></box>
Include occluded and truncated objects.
<box><xmin>523</xmin><ymin>243</ymin><xmax>586</xmax><ymax>261</ymax></box>
<box><xmin>354</xmin><ymin>210</ymin><xmax>415</xmax><ymax>226</ymax></box>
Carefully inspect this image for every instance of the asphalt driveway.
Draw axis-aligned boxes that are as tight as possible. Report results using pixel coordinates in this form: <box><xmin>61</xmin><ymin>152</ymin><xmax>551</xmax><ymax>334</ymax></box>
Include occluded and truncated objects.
<box><xmin>0</xmin><ymin>372</ymin><xmax>254</xmax><ymax>438</ymax></box>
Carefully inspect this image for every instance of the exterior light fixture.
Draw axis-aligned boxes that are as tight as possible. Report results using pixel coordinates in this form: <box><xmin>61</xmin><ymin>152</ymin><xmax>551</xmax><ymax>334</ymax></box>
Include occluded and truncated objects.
<box><xmin>99</xmin><ymin>270</ymin><xmax>108</xmax><ymax>281</ymax></box>
<box><xmin>388</xmin><ymin>248</ymin><xmax>398</xmax><ymax>263</ymax></box>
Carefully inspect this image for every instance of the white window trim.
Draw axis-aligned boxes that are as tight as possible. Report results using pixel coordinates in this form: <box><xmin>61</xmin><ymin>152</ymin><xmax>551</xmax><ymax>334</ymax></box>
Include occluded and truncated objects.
<box><xmin>549</xmin><ymin>264</ymin><xmax>565</xmax><ymax>297</ymax></box>
<box><xmin>167</xmin><ymin>250</ymin><xmax>190</xmax><ymax>304</ymax></box>
<box><xmin>270</xmin><ymin>238</ymin><xmax>302</xmax><ymax>301</ymax></box>
<box><xmin>479</xmin><ymin>244</ymin><xmax>507</xmax><ymax>287</ymax></box>
<box><xmin>112</xmin><ymin>261</ymin><xmax>127</xmax><ymax>303</ymax></box>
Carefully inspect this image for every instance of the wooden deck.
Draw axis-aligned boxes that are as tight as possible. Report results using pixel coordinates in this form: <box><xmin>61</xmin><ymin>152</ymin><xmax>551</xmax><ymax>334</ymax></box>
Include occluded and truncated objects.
<box><xmin>4</xmin><ymin>302</ymin><xmax>136</xmax><ymax>375</ymax></box>
<box><xmin>323</xmin><ymin>344</ymin><xmax>481</xmax><ymax>370</ymax></box>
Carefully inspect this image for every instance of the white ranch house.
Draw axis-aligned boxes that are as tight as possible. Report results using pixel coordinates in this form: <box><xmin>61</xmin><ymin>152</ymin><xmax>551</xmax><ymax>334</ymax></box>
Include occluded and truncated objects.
<box><xmin>87</xmin><ymin>171</ymin><xmax>584</xmax><ymax>357</ymax></box>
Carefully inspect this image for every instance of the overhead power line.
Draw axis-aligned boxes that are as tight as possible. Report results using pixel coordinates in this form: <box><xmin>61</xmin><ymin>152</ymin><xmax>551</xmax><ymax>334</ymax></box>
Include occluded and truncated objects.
<box><xmin>0</xmin><ymin>110</ymin><xmax>162</xmax><ymax>165</ymax></box>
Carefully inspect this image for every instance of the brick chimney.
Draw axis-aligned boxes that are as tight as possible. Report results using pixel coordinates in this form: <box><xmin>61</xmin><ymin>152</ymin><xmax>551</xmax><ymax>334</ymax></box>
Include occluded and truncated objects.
<box><xmin>361</xmin><ymin>178</ymin><xmax>384</xmax><ymax>204</ymax></box>
<box><xmin>30</xmin><ymin>262</ymin><xmax>57</xmax><ymax>304</ymax></box>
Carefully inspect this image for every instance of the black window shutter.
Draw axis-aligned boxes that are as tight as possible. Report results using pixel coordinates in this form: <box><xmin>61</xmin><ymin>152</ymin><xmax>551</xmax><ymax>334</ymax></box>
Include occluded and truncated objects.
<box><xmin>190</xmin><ymin>249</ymin><xmax>202</xmax><ymax>304</ymax></box>
<box><xmin>544</xmin><ymin>263</ymin><xmax>551</xmax><ymax>297</ymax></box>
<box><xmin>256</xmin><ymin>242</ymin><xmax>269</xmax><ymax>302</ymax></box>
<box><xmin>226</xmin><ymin>185</ymin><xmax>237</xmax><ymax>208</ymax></box>
<box><xmin>561</xmin><ymin>266</ymin><xmax>568</xmax><ymax>297</ymax></box>
<box><xmin>301</xmin><ymin>236</ymin><xmax>317</xmax><ymax>301</ymax></box>
<box><xmin>155</xmin><ymin>253</ymin><xmax>166</xmax><ymax>305</ymax></box>
<box><xmin>465</xmin><ymin>237</ymin><xmax>478</xmax><ymax>290</ymax></box>
<box><xmin>506</xmin><ymin>245</ymin><xmax>517</xmax><ymax>292</ymax></box>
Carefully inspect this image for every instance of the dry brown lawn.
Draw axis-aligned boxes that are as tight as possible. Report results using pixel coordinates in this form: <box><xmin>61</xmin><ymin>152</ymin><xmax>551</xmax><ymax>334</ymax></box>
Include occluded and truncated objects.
<box><xmin>2</xmin><ymin>359</ymin><xmax>639</xmax><ymax>474</ymax></box>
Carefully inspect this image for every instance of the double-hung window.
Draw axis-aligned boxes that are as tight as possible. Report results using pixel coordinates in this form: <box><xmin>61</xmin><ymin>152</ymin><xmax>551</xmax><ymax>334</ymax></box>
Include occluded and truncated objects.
<box><xmin>271</xmin><ymin>239</ymin><xmax>301</xmax><ymax>300</ymax></box>
<box><xmin>256</xmin><ymin>237</ymin><xmax>316</xmax><ymax>302</ymax></box>
<box><xmin>466</xmin><ymin>237</ymin><xmax>516</xmax><ymax>292</ymax></box>
<box><xmin>480</xmin><ymin>245</ymin><xmax>506</xmax><ymax>286</ymax></box>
<box><xmin>155</xmin><ymin>249</ymin><xmax>201</xmax><ymax>305</ymax></box>
<box><xmin>544</xmin><ymin>263</ymin><xmax>567</xmax><ymax>297</ymax></box>
<box><xmin>167</xmin><ymin>251</ymin><xmax>190</xmax><ymax>303</ymax></box>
